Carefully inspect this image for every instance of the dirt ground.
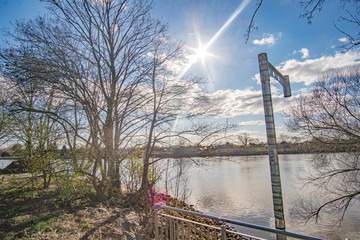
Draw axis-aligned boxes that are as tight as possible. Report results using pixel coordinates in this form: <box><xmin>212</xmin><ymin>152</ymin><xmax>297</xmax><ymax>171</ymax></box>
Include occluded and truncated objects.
<box><xmin>0</xmin><ymin>174</ymin><xmax>152</xmax><ymax>240</ymax></box>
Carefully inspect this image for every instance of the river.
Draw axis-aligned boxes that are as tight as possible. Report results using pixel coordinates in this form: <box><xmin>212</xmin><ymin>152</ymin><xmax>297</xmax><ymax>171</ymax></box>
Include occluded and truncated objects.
<box><xmin>173</xmin><ymin>154</ymin><xmax>360</xmax><ymax>240</ymax></box>
<box><xmin>0</xmin><ymin>159</ymin><xmax>14</xmax><ymax>169</ymax></box>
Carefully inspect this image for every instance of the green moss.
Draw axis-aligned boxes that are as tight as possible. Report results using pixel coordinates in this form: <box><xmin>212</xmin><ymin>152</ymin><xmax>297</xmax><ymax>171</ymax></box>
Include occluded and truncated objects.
<box><xmin>33</xmin><ymin>221</ymin><xmax>52</xmax><ymax>233</ymax></box>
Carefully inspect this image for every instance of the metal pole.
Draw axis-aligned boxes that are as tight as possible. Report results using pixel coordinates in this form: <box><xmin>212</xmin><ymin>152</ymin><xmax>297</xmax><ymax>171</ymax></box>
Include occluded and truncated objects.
<box><xmin>258</xmin><ymin>53</ymin><xmax>286</xmax><ymax>237</ymax></box>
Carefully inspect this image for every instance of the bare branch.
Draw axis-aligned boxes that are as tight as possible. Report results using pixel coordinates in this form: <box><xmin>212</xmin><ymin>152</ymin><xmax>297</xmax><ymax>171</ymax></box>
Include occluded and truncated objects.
<box><xmin>244</xmin><ymin>0</ymin><xmax>263</xmax><ymax>44</ymax></box>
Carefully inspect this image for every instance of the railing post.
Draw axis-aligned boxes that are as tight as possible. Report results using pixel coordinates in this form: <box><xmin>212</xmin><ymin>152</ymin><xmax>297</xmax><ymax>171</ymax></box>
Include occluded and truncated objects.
<box><xmin>221</xmin><ymin>225</ymin><xmax>226</xmax><ymax>240</ymax></box>
<box><xmin>181</xmin><ymin>221</ymin><xmax>185</xmax><ymax>240</ymax></box>
<box><xmin>160</xmin><ymin>215</ymin><xmax>164</xmax><ymax>239</ymax></box>
<box><xmin>165</xmin><ymin>217</ymin><xmax>168</xmax><ymax>239</ymax></box>
<box><xmin>154</xmin><ymin>209</ymin><xmax>159</xmax><ymax>240</ymax></box>
<box><xmin>170</xmin><ymin>218</ymin><xmax>174</xmax><ymax>240</ymax></box>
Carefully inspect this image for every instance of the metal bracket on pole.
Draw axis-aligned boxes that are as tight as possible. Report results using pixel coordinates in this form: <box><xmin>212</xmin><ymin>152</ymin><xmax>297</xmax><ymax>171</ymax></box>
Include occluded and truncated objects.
<box><xmin>268</xmin><ymin>62</ymin><xmax>291</xmax><ymax>98</ymax></box>
<box><xmin>258</xmin><ymin>53</ymin><xmax>291</xmax><ymax>239</ymax></box>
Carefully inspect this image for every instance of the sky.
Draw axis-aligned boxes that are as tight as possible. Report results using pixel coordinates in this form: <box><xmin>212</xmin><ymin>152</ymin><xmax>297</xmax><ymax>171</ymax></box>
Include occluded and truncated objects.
<box><xmin>1</xmin><ymin>0</ymin><xmax>360</xmax><ymax>143</ymax></box>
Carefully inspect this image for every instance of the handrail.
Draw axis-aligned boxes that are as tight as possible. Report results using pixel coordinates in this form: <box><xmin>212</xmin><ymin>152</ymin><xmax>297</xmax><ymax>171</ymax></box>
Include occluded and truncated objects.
<box><xmin>157</xmin><ymin>212</ymin><xmax>265</xmax><ymax>240</ymax></box>
<box><xmin>156</xmin><ymin>204</ymin><xmax>323</xmax><ymax>240</ymax></box>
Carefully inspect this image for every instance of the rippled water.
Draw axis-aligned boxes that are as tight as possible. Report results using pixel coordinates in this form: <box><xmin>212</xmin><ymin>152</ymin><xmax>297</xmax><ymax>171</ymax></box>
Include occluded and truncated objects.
<box><xmin>179</xmin><ymin>154</ymin><xmax>360</xmax><ymax>240</ymax></box>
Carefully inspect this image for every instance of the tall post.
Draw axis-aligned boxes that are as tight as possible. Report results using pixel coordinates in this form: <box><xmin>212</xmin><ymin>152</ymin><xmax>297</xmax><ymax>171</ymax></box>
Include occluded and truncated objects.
<box><xmin>258</xmin><ymin>53</ymin><xmax>287</xmax><ymax>237</ymax></box>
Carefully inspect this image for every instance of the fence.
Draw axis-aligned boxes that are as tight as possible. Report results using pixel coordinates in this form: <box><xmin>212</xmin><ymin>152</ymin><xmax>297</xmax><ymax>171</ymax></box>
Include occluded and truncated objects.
<box><xmin>154</xmin><ymin>204</ymin><xmax>323</xmax><ymax>240</ymax></box>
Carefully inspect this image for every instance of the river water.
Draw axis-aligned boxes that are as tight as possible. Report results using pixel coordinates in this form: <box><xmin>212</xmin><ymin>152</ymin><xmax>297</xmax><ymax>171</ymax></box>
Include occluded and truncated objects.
<box><xmin>2</xmin><ymin>155</ymin><xmax>359</xmax><ymax>239</ymax></box>
<box><xmin>0</xmin><ymin>159</ymin><xmax>13</xmax><ymax>169</ymax></box>
<box><xmin>176</xmin><ymin>154</ymin><xmax>360</xmax><ymax>240</ymax></box>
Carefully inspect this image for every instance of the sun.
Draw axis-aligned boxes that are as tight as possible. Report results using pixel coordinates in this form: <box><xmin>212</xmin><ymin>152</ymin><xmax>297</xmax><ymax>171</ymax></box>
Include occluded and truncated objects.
<box><xmin>188</xmin><ymin>43</ymin><xmax>210</xmax><ymax>66</ymax></box>
<box><xmin>195</xmin><ymin>45</ymin><xmax>208</xmax><ymax>61</ymax></box>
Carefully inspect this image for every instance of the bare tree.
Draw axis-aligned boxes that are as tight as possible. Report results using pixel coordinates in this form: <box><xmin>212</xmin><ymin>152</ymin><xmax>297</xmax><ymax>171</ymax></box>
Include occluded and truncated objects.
<box><xmin>287</xmin><ymin>66</ymin><xmax>360</xmax><ymax>222</ymax></box>
<box><xmin>300</xmin><ymin>0</ymin><xmax>360</xmax><ymax>49</ymax></box>
<box><xmin>0</xmin><ymin>78</ymin><xmax>12</xmax><ymax>147</ymax></box>
<box><xmin>162</xmin><ymin>158</ymin><xmax>191</xmax><ymax>203</ymax></box>
<box><xmin>1</xmin><ymin>0</ymin><xmax>230</xmax><ymax>203</ymax></box>
<box><xmin>0</xmin><ymin>66</ymin><xmax>63</xmax><ymax>188</ymax></box>
<box><xmin>238</xmin><ymin>132</ymin><xmax>253</xmax><ymax>148</ymax></box>
<box><xmin>138</xmin><ymin>35</ymin><xmax>230</xmax><ymax>193</ymax></box>
<box><xmin>0</xmin><ymin>0</ymin><xmax>169</xmax><ymax>200</ymax></box>
<box><xmin>0</xmin><ymin>109</ymin><xmax>8</xmax><ymax>147</ymax></box>
<box><xmin>244</xmin><ymin>0</ymin><xmax>263</xmax><ymax>44</ymax></box>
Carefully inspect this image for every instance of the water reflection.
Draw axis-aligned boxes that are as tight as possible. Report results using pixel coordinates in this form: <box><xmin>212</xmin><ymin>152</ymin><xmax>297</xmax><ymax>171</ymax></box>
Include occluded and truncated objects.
<box><xmin>181</xmin><ymin>154</ymin><xmax>360</xmax><ymax>240</ymax></box>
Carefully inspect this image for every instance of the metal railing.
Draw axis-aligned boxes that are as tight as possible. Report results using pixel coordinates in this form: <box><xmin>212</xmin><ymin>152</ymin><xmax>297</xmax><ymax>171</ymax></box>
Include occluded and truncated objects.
<box><xmin>154</xmin><ymin>204</ymin><xmax>323</xmax><ymax>240</ymax></box>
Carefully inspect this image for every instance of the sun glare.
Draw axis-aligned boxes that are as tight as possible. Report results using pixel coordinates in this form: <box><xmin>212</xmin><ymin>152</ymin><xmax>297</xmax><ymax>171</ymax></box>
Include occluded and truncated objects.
<box><xmin>196</xmin><ymin>46</ymin><xmax>207</xmax><ymax>61</ymax></box>
<box><xmin>176</xmin><ymin>0</ymin><xmax>251</xmax><ymax>81</ymax></box>
<box><xmin>187</xmin><ymin>44</ymin><xmax>210</xmax><ymax>65</ymax></box>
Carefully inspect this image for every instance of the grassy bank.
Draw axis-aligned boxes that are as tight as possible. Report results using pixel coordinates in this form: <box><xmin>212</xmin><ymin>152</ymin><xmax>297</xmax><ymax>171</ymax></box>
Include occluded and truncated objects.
<box><xmin>0</xmin><ymin>174</ymin><xmax>153</xmax><ymax>240</ymax></box>
<box><xmin>0</xmin><ymin>173</ymin><xmax>244</xmax><ymax>239</ymax></box>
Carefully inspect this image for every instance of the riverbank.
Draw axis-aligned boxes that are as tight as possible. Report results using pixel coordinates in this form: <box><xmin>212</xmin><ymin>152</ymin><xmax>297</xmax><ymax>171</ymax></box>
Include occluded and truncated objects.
<box><xmin>0</xmin><ymin>174</ymin><xmax>228</xmax><ymax>240</ymax></box>
<box><xmin>152</xmin><ymin>148</ymin><xmax>304</xmax><ymax>158</ymax></box>
<box><xmin>0</xmin><ymin>148</ymin><xmax>303</xmax><ymax>175</ymax></box>
<box><xmin>0</xmin><ymin>174</ymin><xmax>154</xmax><ymax>239</ymax></box>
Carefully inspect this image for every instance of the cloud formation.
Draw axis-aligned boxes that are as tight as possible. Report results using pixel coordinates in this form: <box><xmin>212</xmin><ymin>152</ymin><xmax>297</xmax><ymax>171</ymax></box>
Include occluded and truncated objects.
<box><xmin>203</xmin><ymin>87</ymin><xmax>290</xmax><ymax>118</ymax></box>
<box><xmin>277</xmin><ymin>50</ymin><xmax>360</xmax><ymax>86</ymax></box>
<box><xmin>212</xmin><ymin>51</ymin><xmax>360</xmax><ymax>119</ymax></box>
<box><xmin>252</xmin><ymin>33</ymin><xmax>275</xmax><ymax>46</ymax></box>
<box><xmin>338</xmin><ymin>37</ymin><xmax>348</xmax><ymax>42</ymax></box>
<box><xmin>293</xmin><ymin>48</ymin><xmax>309</xmax><ymax>59</ymax></box>
<box><xmin>238</xmin><ymin>120</ymin><xmax>264</xmax><ymax>126</ymax></box>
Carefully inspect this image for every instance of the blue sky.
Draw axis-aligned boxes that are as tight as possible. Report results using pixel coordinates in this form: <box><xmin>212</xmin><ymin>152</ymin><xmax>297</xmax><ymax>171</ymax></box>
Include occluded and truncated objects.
<box><xmin>1</xmin><ymin>0</ymin><xmax>360</xmax><ymax>143</ymax></box>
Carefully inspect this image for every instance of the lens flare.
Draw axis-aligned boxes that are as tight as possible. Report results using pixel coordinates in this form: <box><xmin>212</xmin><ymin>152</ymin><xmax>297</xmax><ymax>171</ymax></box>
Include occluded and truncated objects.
<box><xmin>172</xmin><ymin>0</ymin><xmax>252</xmax><ymax>130</ymax></box>
<box><xmin>204</xmin><ymin>0</ymin><xmax>251</xmax><ymax>50</ymax></box>
<box><xmin>176</xmin><ymin>0</ymin><xmax>252</xmax><ymax>81</ymax></box>
<box><xmin>196</xmin><ymin>46</ymin><xmax>207</xmax><ymax>60</ymax></box>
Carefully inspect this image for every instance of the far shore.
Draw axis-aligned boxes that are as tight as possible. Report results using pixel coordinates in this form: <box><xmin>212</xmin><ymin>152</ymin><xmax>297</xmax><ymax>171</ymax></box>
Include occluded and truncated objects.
<box><xmin>0</xmin><ymin>147</ymin><xmax>334</xmax><ymax>175</ymax></box>
<box><xmin>152</xmin><ymin>148</ymin><xmax>309</xmax><ymax>159</ymax></box>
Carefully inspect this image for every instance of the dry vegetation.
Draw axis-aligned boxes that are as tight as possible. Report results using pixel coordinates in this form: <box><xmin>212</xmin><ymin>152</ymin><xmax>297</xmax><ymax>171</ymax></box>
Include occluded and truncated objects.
<box><xmin>0</xmin><ymin>174</ymin><xmax>153</xmax><ymax>240</ymax></box>
<box><xmin>0</xmin><ymin>173</ymin><xmax>244</xmax><ymax>240</ymax></box>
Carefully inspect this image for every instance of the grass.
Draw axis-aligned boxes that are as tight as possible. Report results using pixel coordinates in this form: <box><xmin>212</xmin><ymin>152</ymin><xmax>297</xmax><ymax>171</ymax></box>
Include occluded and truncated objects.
<box><xmin>0</xmin><ymin>174</ymin><xmax>151</xmax><ymax>239</ymax></box>
<box><xmin>33</xmin><ymin>221</ymin><xmax>52</xmax><ymax>233</ymax></box>
<box><xmin>0</xmin><ymin>178</ymin><xmax>65</xmax><ymax>239</ymax></box>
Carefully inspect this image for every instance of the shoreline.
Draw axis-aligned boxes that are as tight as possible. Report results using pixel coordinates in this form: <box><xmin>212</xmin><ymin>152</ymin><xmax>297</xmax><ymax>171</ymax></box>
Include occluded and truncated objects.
<box><xmin>152</xmin><ymin>149</ymin><xmax>306</xmax><ymax>159</ymax></box>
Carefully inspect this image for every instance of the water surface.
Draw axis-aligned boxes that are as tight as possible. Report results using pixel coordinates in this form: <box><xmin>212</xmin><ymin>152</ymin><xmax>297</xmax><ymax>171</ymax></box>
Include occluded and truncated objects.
<box><xmin>180</xmin><ymin>154</ymin><xmax>360</xmax><ymax>240</ymax></box>
<box><xmin>0</xmin><ymin>159</ymin><xmax>14</xmax><ymax>169</ymax></box>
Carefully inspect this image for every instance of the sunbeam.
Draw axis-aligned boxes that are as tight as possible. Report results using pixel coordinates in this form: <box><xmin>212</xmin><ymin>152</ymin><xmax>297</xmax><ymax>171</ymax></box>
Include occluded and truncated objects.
<box><xmin>172</xmin><ymin>0</ymin><xmax>252</xmax><ymax>131</ymax></box>
<box><xmin>204</xmin><ymin>0</ymin><xmax>252</xmax><ymax>49</ymax></box>
<box><xmin>176</xmin><ymin>0</ymin><xmax>252</xmax><ymax>81</ymax></box>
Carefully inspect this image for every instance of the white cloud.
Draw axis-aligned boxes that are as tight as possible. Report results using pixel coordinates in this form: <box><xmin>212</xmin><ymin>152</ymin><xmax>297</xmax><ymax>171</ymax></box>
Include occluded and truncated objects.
<box><xmin>274</xmin><ymin>50</ymin><xmax>360</xmax><ymax>86</ymax></box>
<box><xmin>203</xmin><ymin>86</ymin><xmax>291</xmax><ymax>118</ymax></box>
<box><xmin>293</xmin><ymin>48</ymin><xmax>309</xmax><ymax>59</ymax></box>
<box><xmin>238</xmin><ymin>120</ymin><xmax>264</xmax><ymax>126</ymax></box>
<box><xmin>252</xmin><ymin>33</ymin><xmax>275</xmax><ymax>46</ymax></box>
<box><xmin>209</xmin><ymin>88</ymin><xmax>263</xmax><ymax>117</ymax></box>
<box><xmin>161</xmin><ymin>50</ymin><xmax>197</xmax><ymax>78</ymax></box>
<box><xmin>338</xmin><ymin>37</ymin><xmax>348</xmax><ymax>42</ymax></box>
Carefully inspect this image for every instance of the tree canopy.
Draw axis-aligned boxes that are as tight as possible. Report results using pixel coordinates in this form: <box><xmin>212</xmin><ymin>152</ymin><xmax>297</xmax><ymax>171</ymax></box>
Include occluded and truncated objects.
<box><xmin>0</xmin><ymin>0</ymin><xmax>224</xmax><ymax>201</ymax></box>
